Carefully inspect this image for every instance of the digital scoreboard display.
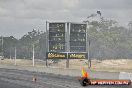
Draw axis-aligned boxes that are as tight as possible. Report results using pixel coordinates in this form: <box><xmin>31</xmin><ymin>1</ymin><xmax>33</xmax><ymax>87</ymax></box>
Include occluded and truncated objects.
<box><xmin>49</xmin><ymin>23</ymin><xmax>65</xmax><ymax>52</ymax></box>
<box><xmin>70</xmin><ymin>23</ymin><xmax>87</xmax><ymax>52</ymax></box>
<box><xmin>47</xmin><ymin>22</ymin><xmax>87</xmax><ymax>59</ymax></box>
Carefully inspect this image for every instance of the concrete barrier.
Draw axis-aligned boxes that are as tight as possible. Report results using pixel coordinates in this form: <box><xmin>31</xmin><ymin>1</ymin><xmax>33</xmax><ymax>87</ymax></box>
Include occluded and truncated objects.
<box><xmin>119</xmin><ymin>72</ymin><xmax>132</xmax><ymax>81</ymax></box>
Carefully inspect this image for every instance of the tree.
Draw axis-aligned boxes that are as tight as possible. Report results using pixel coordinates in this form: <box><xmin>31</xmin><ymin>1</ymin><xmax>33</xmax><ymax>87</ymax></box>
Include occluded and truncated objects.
<box><xmin>87</xmin><ymin>18</ymin><xmax>132</xmax><ymax>59</ymax></box>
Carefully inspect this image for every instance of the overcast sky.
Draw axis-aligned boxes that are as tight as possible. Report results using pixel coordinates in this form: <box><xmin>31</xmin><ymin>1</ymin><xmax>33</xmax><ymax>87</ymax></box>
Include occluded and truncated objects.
<box><xmin>0</xmin><ymin>0</ymin><xmax>132</xmax><ymax>38</ymax></box>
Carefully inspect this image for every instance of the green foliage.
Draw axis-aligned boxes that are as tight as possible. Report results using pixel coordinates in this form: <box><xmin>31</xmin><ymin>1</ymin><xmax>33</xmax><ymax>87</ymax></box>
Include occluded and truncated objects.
<box><xmin>0</xmin><ymin>30</ymin><xmax>46</xmax><ymax>59</ymax></box>
<box><xmin>88</xmin><ymin>18</ymin><xmax>132</xmax><ymax>59</ymax></box>
<box><xmin>1</xmin><ymin>18</ymin><xmax>132</xmax><ymax>59</ymax></box>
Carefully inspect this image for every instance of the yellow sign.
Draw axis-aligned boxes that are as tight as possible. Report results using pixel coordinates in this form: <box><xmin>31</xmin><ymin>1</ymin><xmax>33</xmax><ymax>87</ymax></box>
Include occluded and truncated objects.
<box><xmin>69</xmin><ymin>54</ymin><xmax>86</xmax><ymax>59</ymax></box>
<box><xmin>68</xmin><ymin>53</ymin><xmax>87</xmax><ymax>59</ymax></box>
<box><xmin>47</xmin><ymin>52</ymin><xmax>66</xmax><ymax>59</ymax></box>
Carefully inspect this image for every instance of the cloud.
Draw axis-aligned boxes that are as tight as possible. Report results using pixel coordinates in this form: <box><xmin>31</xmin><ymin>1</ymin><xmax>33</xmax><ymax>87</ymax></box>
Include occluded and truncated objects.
<box><xmin>79</xmin><ymin>0</ymin><xmax>132</xmax><ymax>9</ymax></box>
<box><xmin>61</xmin><ymin>0</ymin><xmax>79</xmax><ymax>9</ymax></box>
<box><xmin>0</xmin><ymin>0</ymin><xmax>132</xmax><ymax>38</ymax></box>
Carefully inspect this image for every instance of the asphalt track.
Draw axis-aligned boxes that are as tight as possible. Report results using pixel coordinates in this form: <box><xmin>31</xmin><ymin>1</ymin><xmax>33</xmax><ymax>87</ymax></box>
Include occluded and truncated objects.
<box><xmin>0</xmin><ymin>68</ymin><xmax>131</xmax><ymax>88</ymax></box>
<box><xmin>0</xmin><ymin>79</ymin><xmax>31</xmax><ymax>88</ymax></box>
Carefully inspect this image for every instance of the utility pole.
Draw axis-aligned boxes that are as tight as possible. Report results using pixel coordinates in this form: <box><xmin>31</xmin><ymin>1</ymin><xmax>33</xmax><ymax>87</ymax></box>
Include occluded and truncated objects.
<box><xmin>86</xmin><ymin>22</ymin><xmax>91</xmax><ymax>69</ymax></box>
<box><xmin>2</xmin><ymin>36</ymin><xmax>4</xmax><ymax>59</ymax></box>
<box><xmin>32</xmin><ymin>44</ymin><xmax>35</xmax><ymax>66</ymax></box>
<box><xmin>45</xmin><ymin>21</ymin><xmax>48</xmax><ymax>67</ymax></box>
<box><xmin>88</xmin><ymin>40</ymin><xmax>91</xmax><ymax>68</ymax></box>
<box><xmin>10</xmin><ymin>48</ymin><xmax>11</xmax><ymax>60</ymax></box>
<box><xmin>84</xmin><ymin>11</ymin><xmax>101</xmax><ymax>69</ymax></box>
<box><xmin>14</xmin><ymin>47</ymin><xmax>16</xmax><ymax>65</ymax></box>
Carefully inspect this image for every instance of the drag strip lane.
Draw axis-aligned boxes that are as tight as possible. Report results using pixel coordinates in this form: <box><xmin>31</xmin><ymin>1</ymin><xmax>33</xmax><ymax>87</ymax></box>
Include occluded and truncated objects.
<box><xmin>0</xmin><ymin>68</ymin><xmax>131</xmax><ymax>88</ymax></box>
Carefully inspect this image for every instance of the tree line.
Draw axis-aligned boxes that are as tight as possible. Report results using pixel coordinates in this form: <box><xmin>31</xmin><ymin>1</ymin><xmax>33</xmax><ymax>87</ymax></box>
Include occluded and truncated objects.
<box><xmin>0</xmin><ymin>19</ymin><xmax>132</xmax><ymax>60</ymax></box>
<box><xmin>0</xmin><ymin>29</ymin><xmax>46</xmax><ymax>59</ymax></box>
<box><xmin>88</xmin><ymin>18</ymin><xmax>132</xmax><ymax>59</ymax></box>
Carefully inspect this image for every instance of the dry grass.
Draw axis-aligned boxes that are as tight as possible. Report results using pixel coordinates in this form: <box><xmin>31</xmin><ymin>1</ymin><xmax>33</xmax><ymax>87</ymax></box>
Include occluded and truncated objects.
<box><xmin>0</xmin><ymin>58</ymin><xmax>132</xmax><ymax>72</ymax></box>
<box><xmin>89</xmin><ymin>59</ymin><xmax>132</xmax><ymax>72</ymax></box>
<box><xmin>0</xmin><ymin>59</ymin><xmax>45</xmax><ymax>67</ymax></box>
<box><xmin>53</xmin><ymin>59</ymin><xmax>132</xmax><ymax>72</ymax></box>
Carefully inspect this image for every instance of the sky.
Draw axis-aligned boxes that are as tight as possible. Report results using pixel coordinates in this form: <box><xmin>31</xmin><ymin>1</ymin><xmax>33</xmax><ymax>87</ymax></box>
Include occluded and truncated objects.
<box><xmin>0</xmin><ymin>0</ymin><xmax>132</xmax><ymax>38</ymax></box>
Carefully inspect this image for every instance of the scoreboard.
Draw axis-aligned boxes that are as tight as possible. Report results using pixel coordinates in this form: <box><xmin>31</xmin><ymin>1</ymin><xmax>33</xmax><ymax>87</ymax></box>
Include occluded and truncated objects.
<box><xmin>70</xmin><ymin>23</ymin><xmax>87</xmax><ymax>52</ymax></box>
<box><xmin>47</xmin><ymin>22</ymin><xmax>87</xmax><ymax>59</ymax></box>
<box><xmin>49</xmin><ymin>23</ymin><xmax>65</xmax><ymax>52</ymax></box>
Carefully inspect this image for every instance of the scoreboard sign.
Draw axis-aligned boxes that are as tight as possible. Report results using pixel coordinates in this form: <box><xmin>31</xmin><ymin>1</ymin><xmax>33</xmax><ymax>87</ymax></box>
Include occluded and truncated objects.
<box><xmin>46</xmin><ymin>52</ymin><xmax>67</xmax><ymax>59</ymax></box>
<box><xmin>48</xmin><ymin>23</ymin><xmax>65</xmax><ymax>52</ymax></box>
<box><xmin>46</xmin><ymin>52</ymin><xmax>87</xmax><ymax>59</ymax></box>
<box><xmin>70</xmin><ymin>23</ymin><xmax>87</xmax><ymax>52</ymax></box>
<box><xmin>68</xmin><ymin>53</ymin><xmax>87</xmax><ymax>59</ymax></box>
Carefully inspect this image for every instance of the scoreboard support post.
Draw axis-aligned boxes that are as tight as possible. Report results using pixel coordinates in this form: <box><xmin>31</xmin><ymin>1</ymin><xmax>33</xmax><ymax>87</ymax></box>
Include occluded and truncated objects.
<box><xmin>66</xmin><ymin>22</ymin><xmax>70</xmax><ymax>68</ymax></box>
<box><xmin>46</xmin><ymin>58</ymin><xmax>48</xmax><ymax>67</ymax></box>
<box><xmin>46</xmin><ymin>21</ymin><xmax>48</xmax><ymax>67</ymax></box>
<box><xmin>66</xmin><ymin>53</ymin><xmax>69</xmax><ymax>68</ymax></box>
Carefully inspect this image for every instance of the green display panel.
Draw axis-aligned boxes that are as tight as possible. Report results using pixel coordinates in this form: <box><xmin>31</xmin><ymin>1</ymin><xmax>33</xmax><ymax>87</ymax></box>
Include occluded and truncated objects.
<box><xmin>70</xmin><ymin>23</ymin><xmax>87</xmax><ymax>52</ymax></box>
<box><xmin>49</xmin><ymin>23</ymin><xmax>65</xmax><ymax>52</ymax></box>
